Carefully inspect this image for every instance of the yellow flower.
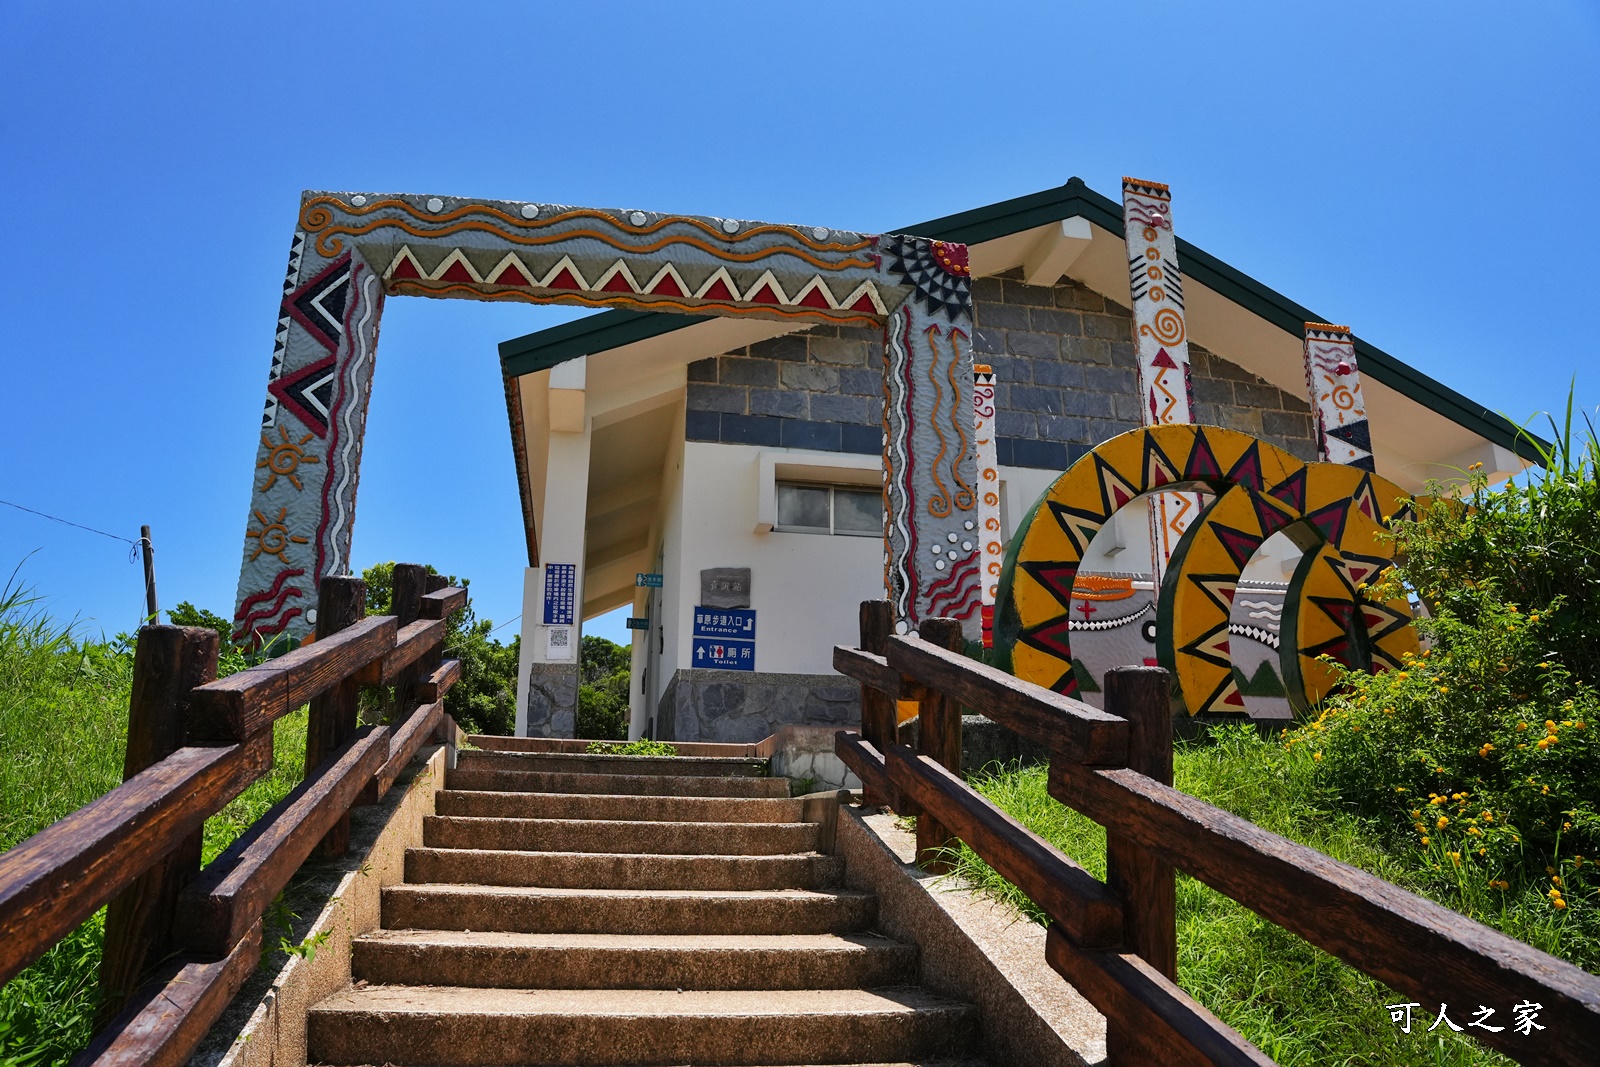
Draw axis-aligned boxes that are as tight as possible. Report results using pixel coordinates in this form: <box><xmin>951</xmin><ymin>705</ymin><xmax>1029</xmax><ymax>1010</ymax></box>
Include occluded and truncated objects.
<box><xmin>1313</xmin><ymin>752</ymin><xmax>1322</xmax><ymax>761</ymax></box>
<box><xmin>1563</xmin><ymin>821</ymin><xmax>1572</xmax><ymax>831</ymax></box>
<box><xmin>1554</xmin><ymin>898</ymin><xmax>1568</xmax><ymax>909</ymax></box>
<box><xmin>1548</xmin><ymin>888</ymin><xmax>1562</xmax><ymax>899</ymax></box>
<box><xmin>1546</xmin><ymin>720</ymin><xmax>1557</xmax><ymax>731</ymax></box>
<box><xmin>1537</xmin><ymin>738</ymin><xmax>1552</xmax><ymax>749</ymax></box>
<box><xmin>1478</xmin><ymin>848</ymin><xmax>1487</xmax><ymax>856</ymax></box>
<box><xmin>1483</xmin><ymin>812</ymin><xmax>1494</xmax><ymax>822</ymax></box>
<box><xmin>1530</xmin><ymin>614</ymin><xmax>1540</xmax><ymax>622</ymax></box>
<box><xmin>1449</xmin><ymin>852</ymin><xmax>1462</xmax><ymax>866</ymax></box>
<box><xmin>1517</xmin><ymin>722</ymin><xmax>1529</xmax><ymax>731</ymax></box>
<box><xmin>1431</xmin><ymin>796</ymin><xmax>1446</xmax><ymax>805</ymax></box>
<box><xmin>1542</xmin><ymin>785</ymin><xmax>1551</xmax><ymax>795</ymax></box>
<box><xmin>1421</xmin><ymin>835</ymin><xmax>1430</xmax><ymax>844</ymax></box>
<box><xmin>1468</xmin><ymin>827</ymin><xmax>1482</xmax><ymax>836</ymax></box>
<box><xmin>1552</xmin><ymin>875</ymin><xmax>1563</xmax><ymax>886</ymax></box>
<box><xmin>1437</xmin><ymin>816</ymin><xmax>1449</xmax><ymax>829</ymax></box>
<box><xmin>1538</xmin><ymin>662</ymin><xmax>1550</xmax><ymax>668</ymax></box>
<box><xmin>1518</xmin><ymin>743</ymin><xmax>1529</xmax><ymax>750</ymax></box>
<box><xmin>1509</xmin><ymin>605</ymin><xmax>1519</xmax><ymax>614</ymax></box>
<box><xmin>1490</xmin><ymin>879</ymin><xmax>1510</xmax><ymax>890</ymax></box>
<box><xmin>1576</xmin><ymin>722</ymin><xmax>1587</xmax><ymax>730</ymax></box>
<box><xmin>1397</xmin><ymin>671</ymin><xmax>1410</xmax><ymax>680</ymax></box>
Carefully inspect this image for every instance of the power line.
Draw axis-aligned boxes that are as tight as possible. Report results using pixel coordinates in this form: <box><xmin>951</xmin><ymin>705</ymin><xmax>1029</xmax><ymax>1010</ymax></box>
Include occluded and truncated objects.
<box><xmin>0</xmin><ymin>498</ymin><xmax>142</xmax><ymax>561</ymax></box>
<box><xmin>489</xmin><ymin>614</ymin><xmax>521</xmax><ymax>634</ymax></box>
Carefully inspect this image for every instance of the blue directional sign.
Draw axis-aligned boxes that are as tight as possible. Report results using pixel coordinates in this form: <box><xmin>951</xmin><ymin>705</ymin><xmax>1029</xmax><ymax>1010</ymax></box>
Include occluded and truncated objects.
<box><xmin>692</xmin><ymin>608</ymin><xmax>756</xmax><ymax>640</ymax></box>
<box><xmin>692</xmin><ymin>606</ymin><xmax>755</xmax><ymax>670</ymax></box>
<box><xmin>636</xmin><ymin>572</ymin><xmax>664</xmax><ymax>588</ymax></box>
<box><xmin>692</xmin><ymin>637</ymin><xmax>755</xmax><ymax>671</ymax></box>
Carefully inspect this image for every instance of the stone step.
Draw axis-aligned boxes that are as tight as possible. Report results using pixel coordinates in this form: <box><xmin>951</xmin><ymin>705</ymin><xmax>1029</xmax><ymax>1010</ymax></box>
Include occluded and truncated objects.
<box><xmin>382</xmin><ymin>884</ymin><xmax>877</xmax><ymax>936</ymax></box>
<box><xmin>307</xmin><ymin>986</ymin><xmax>977</xmax><ymax>1066</ymax></box>
<box><xmin>434</xmin><ymin>789</ymin><xmax>807</xmax><ymax>824</ymax></box>
<box><xmin>447</xmin><ymin>766</ymin><xmax>791</xmax><ymax>798</ymax></box>
<box><xmin>422</xmin><ymin>816</ymin><xmax>820</xmax><ymax>856</ymax></box>
<box><xmin>456</xmin><ymin>749</ymin><xmax>770</xmax><ymax>778</ymax></box>
<box><xmin>351</xmin><ymin>930</ymin><xmax>916</xmax><ymax>990</ymax></box>
<box><xmin>406</xmin><ymin>847</ymin><xmax>843</xmax><ymax>892</ymax></box>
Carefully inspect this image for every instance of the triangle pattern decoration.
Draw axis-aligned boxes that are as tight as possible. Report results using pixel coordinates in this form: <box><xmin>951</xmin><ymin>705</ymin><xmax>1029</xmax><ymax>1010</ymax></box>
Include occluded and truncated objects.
<box><xmin>283</xmin><ymin>255</ymin><xmax>353</xmax><ymax>354</ymax></box>
<box><xmin>268</xmin><ymin>355</ymin><xmax>339</xmax><ymax>438</ymax></box>
<box><xmin>1044</xmin><ymin>501</ymin><xmax>1104</xmax><ymax>556</ymax></box>
<box><xmin>1020</xmin><ymin>559</ymin><xmax>1081</xmax><ymax>613</ymax></box>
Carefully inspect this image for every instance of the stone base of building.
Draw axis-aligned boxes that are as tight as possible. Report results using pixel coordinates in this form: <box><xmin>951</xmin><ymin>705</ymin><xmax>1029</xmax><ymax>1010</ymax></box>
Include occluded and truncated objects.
<box><xmin>655</xmin><ymin>669</ymin><xmax>860</xmax><ymax>744</ymax></box>
<box><xmin>524</xmin><ymin>661</ymin><xmax>578</xmax><ymax>737</ymax></box>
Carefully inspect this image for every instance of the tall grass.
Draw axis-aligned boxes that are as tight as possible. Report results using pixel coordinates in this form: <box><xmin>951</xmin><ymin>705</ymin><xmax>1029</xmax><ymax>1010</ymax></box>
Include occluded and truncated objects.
<box><xmin>948</xmin><ymin>725</ymin><xmax>1600</xmax><ymax>1066</ymax></box>
<box><xmin>0</xmin><ymin>576</ymin><xmax>309</xmax><ymax>1066</ymax></box>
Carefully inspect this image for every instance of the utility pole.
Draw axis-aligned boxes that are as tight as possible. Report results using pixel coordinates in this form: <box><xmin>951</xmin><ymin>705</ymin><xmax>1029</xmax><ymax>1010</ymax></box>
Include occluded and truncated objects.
<box><xmin>140</xmin><ymin>524</ymin><xmax>159</xmax><ymax>624</ymax></box>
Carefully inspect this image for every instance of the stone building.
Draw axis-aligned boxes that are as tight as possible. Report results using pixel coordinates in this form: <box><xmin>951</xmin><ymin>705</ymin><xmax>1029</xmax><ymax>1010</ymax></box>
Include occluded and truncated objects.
<box><xmin>497</xmin><ymin>178</ymin><xmax>1530</xmax><ymax>741</ymax></box>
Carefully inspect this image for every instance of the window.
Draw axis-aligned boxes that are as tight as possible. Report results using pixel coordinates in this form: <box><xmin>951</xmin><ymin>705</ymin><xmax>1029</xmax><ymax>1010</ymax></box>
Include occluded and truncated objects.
<box><xmin>775</xmin><ymin>482</ymin><xmax>882</xmax><ymax>536</ymax></box>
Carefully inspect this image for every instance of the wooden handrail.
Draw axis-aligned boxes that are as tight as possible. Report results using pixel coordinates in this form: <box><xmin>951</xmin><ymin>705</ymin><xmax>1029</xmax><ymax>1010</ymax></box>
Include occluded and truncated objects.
<box><xmin>885</xmin><ymin>632</ymin><xmax>1129</xmax><ymax>766</ymax></box>
<box><xmin>882</xmin><ymin>744</ymin><xmax>1121</xmax><ymax>948</ymax></box>
<box><xmin>1050</xmin><ymin>760</ymin><xmax>1600</xmax><ymax>1063</ymax></box>
<box><xmin>0</xmin><ymin>565</ymin><xmax>469</xmax><ymax>1067</ymax></box>
<box><xmin>187</xmin><ymin>614</ymin><xmax>398</xmax><ymax>742</ymax></box>
<box><xmin>377</xmin><ymin>618</ymin><xmax>447</xmax><ymax>686</ymax></box>
<box><xmin>837</xmin><ymin>600</ymin><xmax>1600</xmax><ymax>1066</ymax></box>
<box><xmin>0</xmin><ymin>736</ymin><xmax>270</xmax><ymax>988</ymax></box>
<box><xmin>179</xmin><ymin>725</ymin><xmax>393</xmax><ymax>956</ymax></box>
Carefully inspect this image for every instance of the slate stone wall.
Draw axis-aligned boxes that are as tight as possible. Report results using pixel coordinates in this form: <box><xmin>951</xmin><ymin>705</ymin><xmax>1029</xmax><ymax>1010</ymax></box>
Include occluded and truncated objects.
<box><xmin>524</xmin><ymin>662</ymin><xmax>577</xmax><ymax>738</ymax></box>
<box><xmin>686</xmin><ymin>269</ymin><xmax>1317</xmax><ymax>466</ymax></box>
<box><xmin>655</xmin><ymin>669</ymin><xmax>861</xmax><ymax>744</ymax></box>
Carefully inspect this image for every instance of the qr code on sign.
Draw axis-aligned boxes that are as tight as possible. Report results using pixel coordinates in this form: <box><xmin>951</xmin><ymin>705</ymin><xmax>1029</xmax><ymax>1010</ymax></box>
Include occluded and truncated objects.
<box><xmin>549</xmin><ymin>628</ymin><xmax>569</xmax><ymax>647</ymax></box>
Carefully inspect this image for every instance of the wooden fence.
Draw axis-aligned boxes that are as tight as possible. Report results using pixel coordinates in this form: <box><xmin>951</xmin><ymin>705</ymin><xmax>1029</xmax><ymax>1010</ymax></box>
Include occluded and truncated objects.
<box><xmin>834</xmin><ymin>600</ymin><xmax>1600</xmax><ymax>1067</ymax></box>
<box><xmin>0</xmin><ymin>564</ymin><xmax>467</xmax><ymax>1067</ymax></box>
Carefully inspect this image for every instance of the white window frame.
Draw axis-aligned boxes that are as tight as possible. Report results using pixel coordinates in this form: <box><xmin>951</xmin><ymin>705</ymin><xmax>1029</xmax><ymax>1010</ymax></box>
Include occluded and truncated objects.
<box><xmin>754</xmin><ymin>450</ymin><xmax>880</xmax><ymax>534</ymax></box>
<box><xmin>772</xmin><ymin>482</ymin><xmax>882</xmax><ymax>537</ymax></box>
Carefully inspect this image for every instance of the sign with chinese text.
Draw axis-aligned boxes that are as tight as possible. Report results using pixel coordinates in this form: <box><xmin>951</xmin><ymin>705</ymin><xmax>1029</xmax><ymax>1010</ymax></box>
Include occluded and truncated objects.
<box><xmin>625</xmin><ymin>617</ymin><xmax>650</xmax><ymax>630</ymax></box>
<box><xmin>636</xmin><ymin>573</ymin><xmax>663</xmax><ymax>588</ymax></box>
<box><xmin>542</xmin><ymin>564</ymin><xmax>576</xmax><ymax>625</ymax></box>
<box><xmin>692</xmin><ymin>606</ymin><xmax>755</xmax><ymax>671</ymax></box>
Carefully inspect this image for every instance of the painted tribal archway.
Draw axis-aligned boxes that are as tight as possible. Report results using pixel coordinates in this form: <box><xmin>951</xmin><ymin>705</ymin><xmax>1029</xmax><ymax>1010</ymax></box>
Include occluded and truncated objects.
<box><xmin>234</xmin><ymin>192</ymin><xmax>976</xmax><ymax>646</ymax></box>
<box><xmin>995</xmin><ymin>424</ymin><xmax>1420</xmax><ymax>716</ymax></box>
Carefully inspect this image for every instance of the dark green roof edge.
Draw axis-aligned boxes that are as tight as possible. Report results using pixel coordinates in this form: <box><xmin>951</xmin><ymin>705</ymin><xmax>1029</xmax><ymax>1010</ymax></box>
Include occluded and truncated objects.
<box><xmin>498</xmin><ymin>177</ymin><xmax>1545</xmax><ymax>463</ymax></box>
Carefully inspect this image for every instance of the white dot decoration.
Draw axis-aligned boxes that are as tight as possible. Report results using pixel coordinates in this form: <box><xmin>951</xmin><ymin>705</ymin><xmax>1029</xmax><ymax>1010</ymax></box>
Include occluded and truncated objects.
<box><xmin>931</xmin><ymin>545</ymin><xmax>943</xmax><ymax>555</ymax></box>
<box><xmin>521</xmin><ymin>204</ymin><xmax>539</xmax><ymax>219</ymax></box>
<box><xmin>629</xmin><ymin>211</ymin><xmax>647</xmax><ymax>226</ymax></box>
<box><xmin>722</xmin><ymin>219</ymin><xmax>739</xmax><ymax>234</ymax></box>
<box><xmin>306</xmin><ymin>608</ymin><xmax>318</xmax><ymax>624</ymax></box>
<box><xmin>426</xmin><ymin>198</ymin><xmax>444</xmax><ymax>212</ymax></box>
<box><xmin>895</xmin><ymin>620</ymin><xmax>910</xmax><ymax>634</ymax></box>
<box><xmin>947</xmin><ymin>533</ymin><xmax>958</xmax><ymax>543</ymax></box>
<box><xmin>964</xmin><ymin>520</ymin><xmax>975</xmax><ymax>530</ymax></box>
<box><xmin>812</xmin><ymin>226</ymin><xmax>829</xmax><ymax>240</ymax></box>
<box><xmin>962</xmin><ymin>541</ymin><xmax>973</xmax><ymax>552</ymax></box>
<box><xmin>350</xmin><ymin>195</ymin><xmax>366</xmax><ymax>207</ymax></box>
<box><xmin>935</xmin><ymin>560</ymin><xmax>946</xmax><ymax>571</ymax></box>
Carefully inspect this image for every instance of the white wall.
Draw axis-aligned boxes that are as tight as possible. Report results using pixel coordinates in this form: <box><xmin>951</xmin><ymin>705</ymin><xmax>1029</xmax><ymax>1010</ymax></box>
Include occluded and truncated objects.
<box><xmin>668</xmin><ymin>441</ymin><xmax>885</xmax><ymax>679</ymax></box>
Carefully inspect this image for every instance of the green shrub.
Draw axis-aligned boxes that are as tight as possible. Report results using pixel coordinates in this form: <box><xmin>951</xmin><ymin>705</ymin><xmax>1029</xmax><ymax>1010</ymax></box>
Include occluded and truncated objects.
<box><xmin>586</xmin><ymin>738</ymin><xmax>675</xmax><ymax>756</ymax></box>
<box><xmin>1291</xmin><ymin>409</ymin><xmax>1600</xmax><ymax>905</ymax></box>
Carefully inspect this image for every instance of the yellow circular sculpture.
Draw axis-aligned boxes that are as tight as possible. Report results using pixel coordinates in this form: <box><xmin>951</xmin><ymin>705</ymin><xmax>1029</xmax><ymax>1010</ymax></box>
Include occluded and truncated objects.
<box><xmin>1159</xmin><ymin>463</ymin><xmax>1417</xmax><ymax>714</ymax></box>
<box><xmin>995</xmin><ymin>425</ymin><xmax>1420</xmax><ymax>716</ymax></box>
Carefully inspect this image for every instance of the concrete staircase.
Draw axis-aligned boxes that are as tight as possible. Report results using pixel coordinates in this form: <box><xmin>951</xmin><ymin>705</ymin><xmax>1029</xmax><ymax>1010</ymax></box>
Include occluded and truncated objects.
<box><xmin>306</xmin><ymin>748</ymin><xmax>982</xmax><ymax>1066</ymax></box>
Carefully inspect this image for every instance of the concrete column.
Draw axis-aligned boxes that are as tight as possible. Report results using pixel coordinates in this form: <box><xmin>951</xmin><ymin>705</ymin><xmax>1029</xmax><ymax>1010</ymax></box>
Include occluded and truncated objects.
<box><xmin>515</xmin><ymin>359</ymin><xmax>591</xmax><ymax>738</ymax></box>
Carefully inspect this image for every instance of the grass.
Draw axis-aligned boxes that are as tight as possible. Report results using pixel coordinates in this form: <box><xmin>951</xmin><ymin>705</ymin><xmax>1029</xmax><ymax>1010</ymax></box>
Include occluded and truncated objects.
<box><xmin>948</xmin><ymin>725</ymin><xmax>1598</xmax><ymax>1067</ymax></box>
<box><xmin>0</xmin><ymin>578</ymin><xmax>310</xmax><ymax>1066</ymax></box>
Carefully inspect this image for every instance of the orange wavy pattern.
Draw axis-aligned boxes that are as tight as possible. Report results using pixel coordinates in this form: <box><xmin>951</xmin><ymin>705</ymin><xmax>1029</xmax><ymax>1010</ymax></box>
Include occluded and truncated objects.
<box><xmin>301</xmin><ymin>196</ymin><xmax>875</xmax><ymax>269</ymax></box>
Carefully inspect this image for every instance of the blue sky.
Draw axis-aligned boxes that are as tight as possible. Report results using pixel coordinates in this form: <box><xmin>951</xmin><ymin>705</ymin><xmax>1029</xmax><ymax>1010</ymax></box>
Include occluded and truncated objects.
<box><xmin>2</xmin><ymin>1</ymin><xmax>1597</xmax><ymax>645</ymax></box>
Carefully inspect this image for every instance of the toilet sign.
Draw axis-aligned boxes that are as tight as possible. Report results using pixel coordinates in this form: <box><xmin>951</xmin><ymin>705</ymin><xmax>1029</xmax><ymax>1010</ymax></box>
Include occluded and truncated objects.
<box><xmin>691</xmin><ymin>607</ymin><xmax>755</xmax><ymax>671</ymax></box>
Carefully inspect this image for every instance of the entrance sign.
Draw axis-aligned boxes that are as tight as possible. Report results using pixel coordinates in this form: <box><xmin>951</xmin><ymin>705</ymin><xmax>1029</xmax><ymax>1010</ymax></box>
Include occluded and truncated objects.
<box><xmin>233</xmin><ymin>191</ymin><xmax>975</xmax><ymax>646</ymax></box>
<box><xmin>692</xmin><ymin>607</ymin><xmax>755</xmax><ymax>671</ymax></box>
<box><xmin>542</xmin><ymin>563</ymin><xmax>576</xmax><ymax>626</ymax></box>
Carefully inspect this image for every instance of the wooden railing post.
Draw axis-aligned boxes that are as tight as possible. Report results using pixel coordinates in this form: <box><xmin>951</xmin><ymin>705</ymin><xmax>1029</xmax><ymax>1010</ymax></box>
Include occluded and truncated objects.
<box><xmin>1103</xmin><ymin>665</ymin><xmax>1177</xmax><ymax>982</ymax></box>
<box><xmin>306</xmin><ymin>575</ymin><xmax>365</xmax><ymax>855</ymax></box>
<box><xmin>913</xmin><ymin>617</ymin><xmax>965</xmax><ymax>870</ymax></box>
<box><xmin>856</xmin><ymin>600</ymin><xmax>893</xmax><ymax>806</ymax></box>
<box><xmin>97</xmin><ymin>624</ymin><xmax>218</xmax><ymax>1025</ymax></box>
<box><xmin>390</xmin><ymin>564</ymin><xmax>429</xmax><ymax>712</ymax></box>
